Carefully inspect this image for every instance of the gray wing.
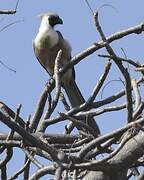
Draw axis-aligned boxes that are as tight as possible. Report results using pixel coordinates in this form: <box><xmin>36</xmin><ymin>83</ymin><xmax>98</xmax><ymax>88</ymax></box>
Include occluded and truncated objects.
<box><xmin>32</xmin><ymin>39</ymin><xmax>51</xmax><ymax>76</ymax></box>
<box><xmin>56</xmin><ymin>31</ymin><xmax>75</xmax><ymax>79</ymax></box>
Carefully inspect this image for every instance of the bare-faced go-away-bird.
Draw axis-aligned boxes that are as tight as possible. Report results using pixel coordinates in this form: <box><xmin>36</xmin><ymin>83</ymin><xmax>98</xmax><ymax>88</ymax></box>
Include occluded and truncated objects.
<box><xmin>33</xmin><ymin>12</ymin><xmax>100</xmax><ymax>136</ymax></box>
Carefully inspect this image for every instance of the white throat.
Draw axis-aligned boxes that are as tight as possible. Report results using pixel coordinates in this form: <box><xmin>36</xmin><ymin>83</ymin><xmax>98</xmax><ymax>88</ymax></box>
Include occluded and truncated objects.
<box><xmin>39</xmin><ymin>16</ymin><xmax>53</xmax><ymax>32</ymax></box>
<box><xmin>35</xmin><ymin>16</ymin><xmax>59</xmax><ymax>49</ymax></box>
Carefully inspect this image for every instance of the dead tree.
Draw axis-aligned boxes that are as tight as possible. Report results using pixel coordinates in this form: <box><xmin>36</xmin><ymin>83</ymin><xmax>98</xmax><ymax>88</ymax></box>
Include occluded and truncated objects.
<box><xmin>1</xmin><ymin>3</ymin><xmax>144</xmax><ymax>180</ymax></box>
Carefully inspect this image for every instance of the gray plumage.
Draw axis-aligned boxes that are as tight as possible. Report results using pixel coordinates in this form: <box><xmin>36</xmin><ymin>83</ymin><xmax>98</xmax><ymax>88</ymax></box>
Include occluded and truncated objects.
<box><xmin>33</xmin><ymin>12</ymin><xmax>100</xmax><ymax>136</ymax></box>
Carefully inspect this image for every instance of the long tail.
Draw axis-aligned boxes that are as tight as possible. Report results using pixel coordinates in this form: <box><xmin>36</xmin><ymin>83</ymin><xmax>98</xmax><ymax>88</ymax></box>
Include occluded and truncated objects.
<box><xmin>63</xmin><ymin>78</ymin><xmax>100</xmax><ymax>136</ymax></box>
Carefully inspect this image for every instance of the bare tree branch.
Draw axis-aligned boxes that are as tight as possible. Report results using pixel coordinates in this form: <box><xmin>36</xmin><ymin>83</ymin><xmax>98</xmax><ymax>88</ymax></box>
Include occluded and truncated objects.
<box><xmin>0</xmin><ymin>0</ymin><xmax>20</xmax><ymax>15</ymax></box>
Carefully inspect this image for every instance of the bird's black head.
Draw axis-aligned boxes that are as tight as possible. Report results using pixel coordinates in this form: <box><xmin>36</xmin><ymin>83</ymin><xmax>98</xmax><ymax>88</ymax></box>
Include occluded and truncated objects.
<box><xmin>48</xmin><ymin>14</ymin><xmax>63</xmax><ymax>27</ymax></box>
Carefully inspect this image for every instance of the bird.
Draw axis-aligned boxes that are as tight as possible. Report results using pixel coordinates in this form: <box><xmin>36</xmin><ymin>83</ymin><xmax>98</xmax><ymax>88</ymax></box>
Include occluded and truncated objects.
<box><xmin>33</xmin><ymin>12</ymin><xmax>100</xmax><ymax>136</ymax></box>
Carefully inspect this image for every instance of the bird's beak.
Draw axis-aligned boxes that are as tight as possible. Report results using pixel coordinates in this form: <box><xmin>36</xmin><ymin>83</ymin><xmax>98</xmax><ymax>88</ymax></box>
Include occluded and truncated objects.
<box><xmin>57</xmin><ymin>17</ymin><xmax>63</xmax><ymax>25</ymax></box>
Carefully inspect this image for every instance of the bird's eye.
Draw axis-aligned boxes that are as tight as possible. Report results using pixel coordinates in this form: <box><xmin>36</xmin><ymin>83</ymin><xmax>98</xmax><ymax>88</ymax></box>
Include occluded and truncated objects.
<box><xmin>48</xmin><ymin>15</ymin><xmax>62</xmax><ymax>27</ymax></box>
<box><xmin>48</xmin><ymin>16</ymin><xmax>57</xmax><ymax>21</ymax></box>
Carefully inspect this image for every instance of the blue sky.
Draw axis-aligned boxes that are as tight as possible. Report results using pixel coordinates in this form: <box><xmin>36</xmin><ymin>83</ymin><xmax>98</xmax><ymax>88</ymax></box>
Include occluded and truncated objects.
<box><xmin>0</xmin><ymin>0</ymin><xmax>144</xmax><ymax>178</ymax></box>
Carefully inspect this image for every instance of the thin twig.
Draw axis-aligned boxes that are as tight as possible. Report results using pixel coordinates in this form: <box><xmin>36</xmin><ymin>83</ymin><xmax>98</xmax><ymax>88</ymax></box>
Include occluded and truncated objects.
<box><xmin>9</xmin><ymin>159</ymin><xmax>31</xmax><ymax>180</ymax></box>
<box><xmin>29</xmin><ymin>165</ymin><xmax>55</xmax><ymax>180</ymax></box>
<box><xmin>54</xmin><ymin>165</ymin><xmax>63</xmax><ymax>180</ymax></box>
<box><xmin>44</xmin><ymin>50</ymin><xmax>62</xmax><ymax>119</ymax></box>
<box><xmin>72</xmin><ymin>170</ymin><xmax>77</xmax><ymax>180</ymax></box>
<box><xmin>133</xmin><ymin>103</ymin><xmax>144</xmax><ymax>121</ymax></box>
<box><xmin>100</xmin><ymin>79</ymin><xmax>124</xmax><ymax>99</ymax></box>
<box><xmin>30</xmin><ymin>86</ymin><xmax>48</xmax><ymax>132</ymax></box>
<box><xmin>0</xmin><ymin>148</ymin><xmax>13</xmax><ymax>168</ymax></box>
<box><xmin>96</xmin><ymin>4</ymin><xmax>118</xmax><ymax>14</ymax></box>
<box><xmin>6</xmin><ymin>104</ymin><xmax>22</xmax><ymax>141</ymax></box>
<box><xmin>98</xmin><ymin>54</ymin><xmax>141</xmax><ymax>68</ymax></box>
<box><xmin>0</xmin><ymin>20</ymin><xmax>24</xmax><ymax>33</ymax></box>
<box><xmin>0</xmin><ymin>101</ymin><xmax>25</xmax><ymax>127</ymax></box>
<box><xmin>0</xmin><ymin>59</ymin><xmax>16</xmax><ymax>73</ymax></box>
<box><xmin>53</xmin><ymin>49</ymin><xmax>62</xmax><ymax>105</ymax></box>
<box><xmin>87</xmin><ymin>60</ymin><xmax>112</xmax><ymax>104</ymax></box>
<box><xmin>15</xmin><ymin>0</ymin><xmax>20</xmax><ymax>11</ymax></box>
<box><xmin>60</xmin><ymin>113</ymin><xmax>97</xmax><ymax>137</ymax></box>
<box><xmin>76</xmin><ymin>103</ymin><xmax>126</xmax><ymax>118</ymax></box>
<box><xmin>22</xmin><ymin>148</ymin><xmax>44</xmax><ymax>169</ymax></box>
<box><xmin>60</xmin><ymin>92</ymin><xmax>70</xmax><ymax>111</ymax></box>
<box><xmin>132</xmin><ymin>78</ymin><xmax>141</xmax><ymax>111</ymax></box>
<box><xmin>85</xmin><ymin>0</ymin><xmax>94</xmax><ymax>14</ymax></box>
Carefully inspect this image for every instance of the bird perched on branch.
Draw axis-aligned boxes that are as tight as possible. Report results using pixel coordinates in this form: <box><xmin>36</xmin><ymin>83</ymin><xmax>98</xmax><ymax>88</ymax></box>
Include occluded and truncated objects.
<box><xmin>33</xmin><ymin>12</ymin><xmax>100</xmax><ymax>136</ymax></box>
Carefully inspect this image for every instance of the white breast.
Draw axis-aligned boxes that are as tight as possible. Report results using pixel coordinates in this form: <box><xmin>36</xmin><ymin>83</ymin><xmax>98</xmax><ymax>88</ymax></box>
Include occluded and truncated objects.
<box><xmin>34</xmin><ymin>18</ymin><xmax>59</xmax><ymax>49</ymax></box>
